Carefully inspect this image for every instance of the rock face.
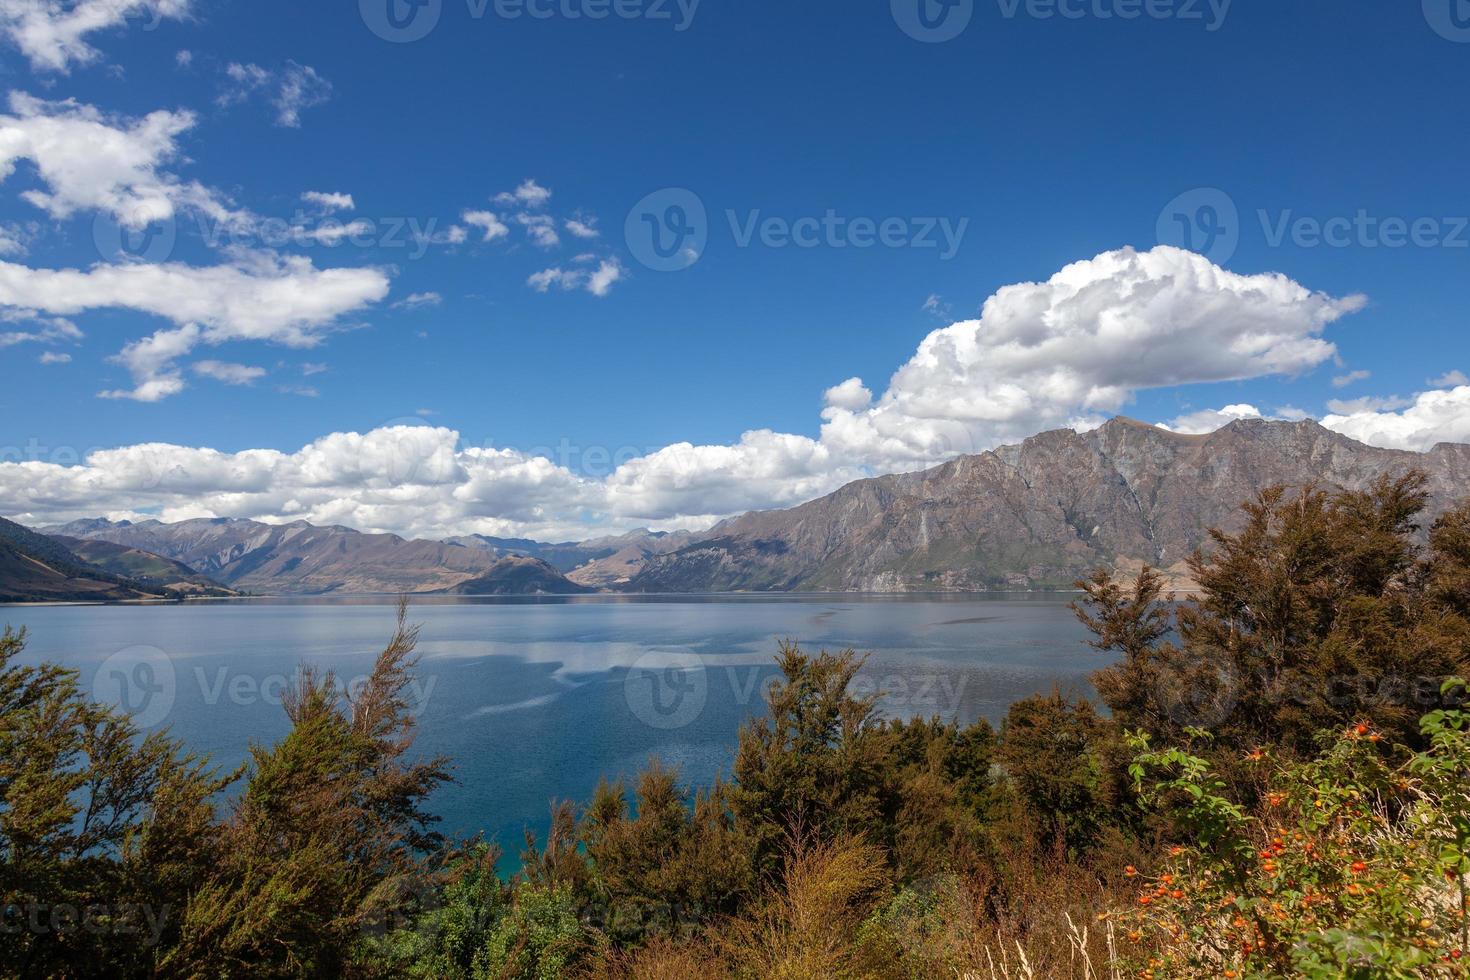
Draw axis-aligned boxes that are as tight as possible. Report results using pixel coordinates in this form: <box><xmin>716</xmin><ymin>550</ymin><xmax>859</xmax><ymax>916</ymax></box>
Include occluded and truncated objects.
<box><xmin>625</xmin><ymin>418</ymin><xmax>1470</xmax><ymax>594</ymax></box>
<box><xmin>44</xmin><ymin>517</ymin><xmax>585</xmax><ymax>596</ymax></box>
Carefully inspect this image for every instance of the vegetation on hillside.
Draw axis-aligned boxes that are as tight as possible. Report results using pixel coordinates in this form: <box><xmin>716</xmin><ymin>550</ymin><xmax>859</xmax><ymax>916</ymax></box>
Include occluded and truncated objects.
<box><xmin>4</xmin><ymin>473</ymin><xmax>1470</xmax><ymax>977</ymax></box>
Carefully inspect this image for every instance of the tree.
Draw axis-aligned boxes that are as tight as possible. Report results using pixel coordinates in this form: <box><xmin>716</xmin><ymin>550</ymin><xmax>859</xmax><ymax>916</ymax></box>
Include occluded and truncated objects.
<box><xmin>167</xmin><ymin>601</ymin><xmax>452</xmax><ymax>977</ymax></box>
<box><xmin>0</xmin><ymin>625</ymin><xmax>232</xmax><ymax>979</ymax></box>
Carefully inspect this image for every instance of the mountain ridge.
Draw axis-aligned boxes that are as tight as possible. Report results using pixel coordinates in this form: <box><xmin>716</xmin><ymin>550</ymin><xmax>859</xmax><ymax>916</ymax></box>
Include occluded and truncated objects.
<box><xmin>29</xmin><ymin>418</ymin><xmax>1470</xmax><ymax>597</ymax></box>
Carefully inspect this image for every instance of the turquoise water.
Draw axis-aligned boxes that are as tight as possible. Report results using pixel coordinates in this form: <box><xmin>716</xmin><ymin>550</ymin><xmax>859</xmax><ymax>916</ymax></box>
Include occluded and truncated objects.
<box><xmin>2</xmin><ymin>595</ymin><xmax>1100</xmax><ymax>860</ymax></box>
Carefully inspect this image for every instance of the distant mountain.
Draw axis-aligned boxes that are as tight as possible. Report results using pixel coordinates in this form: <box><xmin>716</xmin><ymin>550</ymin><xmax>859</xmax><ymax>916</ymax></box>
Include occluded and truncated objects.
<box><xmin>563</xmin><ymin>530</ymin><xmax>697</xmax><ymax>588</ymax></box>
<box><xmin>441</xmin><ymin>534</ymin><xmax>621</xmax><ymax>573</ymax></box>
<box><xmin>0</xmin><ymin>518</ymin><xmax>190</xmax><ymax>602</ymax></box>
<box><xmin>45</xmin><ymin>517</ymin><xmax>591</xmax><ymax>596</ymax></box>
<box><xmin>624</xmin><ymin>418</ymin><xmax>1470</xmax><ymax>594</ymax></box>
<box><xmin>51</xmin><ymin>536</ymin><xmax>238</xmax><ymax>597</ymax></box>
<box><xmin>435</xmin><ymin>555</ymin><xmax>597</xmax><ymax>595</ymax></box>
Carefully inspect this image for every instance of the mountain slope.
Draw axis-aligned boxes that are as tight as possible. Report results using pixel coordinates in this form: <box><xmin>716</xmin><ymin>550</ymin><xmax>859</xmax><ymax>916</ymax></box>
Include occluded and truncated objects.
<box><xmin>45</xmin><ymin>517</ymin><xmax>590</xmax><ymax>596</ymax></box>
<box><xmin>52</xmin><ymin>536</ymin><xmax>238</xmax><ymax>596</ymax></box>
<box><xmin>625</xmin><ymin>418</ymin><xmax>1470</xmax><ymax>593</ymax></box>
<box><xmin>435</xmin><ymin>556</ymin><xmax>596</xmax><ymax>595</ymax></box>
<box><xmin>0</xmin><ymin>518</ymin><xmax>164</xmax><ymax>602</ymax></box>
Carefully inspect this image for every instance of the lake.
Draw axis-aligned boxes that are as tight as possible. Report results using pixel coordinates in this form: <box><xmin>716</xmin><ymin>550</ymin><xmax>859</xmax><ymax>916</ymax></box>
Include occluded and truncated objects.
<box><xmin>1</xmin><ymin>595</ymin><xmax>1101</xmax><ymax>863</ymax></box>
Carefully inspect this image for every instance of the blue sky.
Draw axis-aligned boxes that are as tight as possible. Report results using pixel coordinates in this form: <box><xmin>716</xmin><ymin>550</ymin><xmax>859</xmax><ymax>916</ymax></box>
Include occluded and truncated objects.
<box><xmin>1</xmin><ymin>0</ymin><xmax>1468</xmax><ymax>539</ymax></box>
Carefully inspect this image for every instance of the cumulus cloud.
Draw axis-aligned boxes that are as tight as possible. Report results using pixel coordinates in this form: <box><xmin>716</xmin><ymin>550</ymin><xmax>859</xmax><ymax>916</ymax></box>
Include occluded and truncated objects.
<box><xmin>516</xmin><ymin>212</ymin><xmax>559</xmax><ymax>248</ymax></box>
<box><xmin>823</xmin><ymin>377</ymin><xmax>873</xmax><ymax>414</ymax></box>
<box><xmin>1160</xmin><ymin>403</ymin><xmax>1269</xmax><ymax>434</ymax></box>
<box><xmin>565</xmin><ymin>217</ymin><xmax>598</xmax><ymax>239</ymax></box>
<box><xmin>461</xmin><ymin>210</ymin><xmax>508</xmax><ymax>242</ymax></box>
<box><xmin>0</xmin><ymin>251</ymin><xmax>389</xmax><ymax>399</ymax></box>
<box><xmin>37</xmin><ymin>349</ymin><xmax>69</xmax><ymax>363</ymax></box>
<box><xmin>494</xmin><ymin>178</ymin><xmax>551</xmax><ymax>209</ymax></box>
<box><xmin>1321</xmin><ymin>383</ymin><xmax>1470</xmax><ymax>451</ymax></box>
<box><xmin>0</xmin><ymin>91</ymin><xmax>243</xmax><ymax>230</ymax></box>
<box><xmin>1431</xmin><ymin>370</ymin><xmax>1468</xmax><ymax>388</ymax></box>
<box><xmin>819</xmin><ymin>246</ymin><xmax>1364</xmax><ymax>468</ymax></box>
<box><xmin>2</xmin><ymin>246</ymin><xmax>1387</xmax><ymax>539</ymax></box>
<box><xmin>0</xmin><ymin>0</ymin><xmax>192</xmax><ymax>73</ymax></box>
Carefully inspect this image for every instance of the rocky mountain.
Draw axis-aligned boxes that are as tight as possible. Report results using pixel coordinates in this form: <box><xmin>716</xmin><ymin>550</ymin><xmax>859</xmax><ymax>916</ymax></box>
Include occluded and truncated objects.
<box><xmin>51</xmin><ymin>536</ymin><xmax>238</xmax><ymax>596</ymax></box>
<box><xmin>0</xmin><ymin>518</ymin><xmax>215</xmax><ymax>602</ymax></box>
<box><xmin>624</xmin><ymin>418</ymin><xmax>1470</xmax><ymax>594</ymax></box>
<box><xmin>435</xmin><ymin>555</ymin><xmax>597</xmax><ymax>595</ymax></box>
<box><xmin>442</xmin><ymin>528</ymin><xmax>695</xmax><ymax>582</ymax></box>
<box><xmin>44</xmin><ymin>517</ymin><xmax>589</xmax><ymax>596</ymax></box>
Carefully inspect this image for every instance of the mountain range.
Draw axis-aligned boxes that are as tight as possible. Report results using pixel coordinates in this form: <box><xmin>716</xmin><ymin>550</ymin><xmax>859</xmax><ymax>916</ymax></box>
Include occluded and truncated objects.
<box><xmin>13</xmin><ymin>417</ymin><xmax>1470</xmax><ymax>600</ymax></box>
<box><xmin>623</xmin><ymin>417</ymin><xmax>1470</xmax><ymax>593</ymax></box>
<box><xmin>0</xmin><ymin>517</ymin><xmax>239</xmax><ymax>602</ymax></box>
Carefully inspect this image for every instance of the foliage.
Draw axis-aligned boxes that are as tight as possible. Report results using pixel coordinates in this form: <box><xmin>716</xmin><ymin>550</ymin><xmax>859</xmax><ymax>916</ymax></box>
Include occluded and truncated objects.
<box><xmin>1116</xmin><ymin>694</ymin><xmax>1470</xmax><ymax>978</ymax></box>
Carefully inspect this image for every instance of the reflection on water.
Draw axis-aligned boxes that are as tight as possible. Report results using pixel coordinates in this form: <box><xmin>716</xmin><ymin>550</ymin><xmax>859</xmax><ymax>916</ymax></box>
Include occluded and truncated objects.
<box><xmin>4</xmin><ymin>595</ymin><xmax>1103</xmax><ymax>865</ymax></box>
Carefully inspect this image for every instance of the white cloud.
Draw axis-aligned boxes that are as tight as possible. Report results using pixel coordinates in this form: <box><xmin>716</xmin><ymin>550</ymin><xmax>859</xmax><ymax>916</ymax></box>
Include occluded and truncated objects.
<box><xmin>494</xmin><ymin>178</ymin><xmax>551</xmax><ymax>209</ymax></box>
<box><xmin>37</xmin><ymin>350</ymin><xmax>69</xmax><ymax>363</ymax></box>
<box><xmin>1321</xmin><ymin>383</ymin><xmax>1470</xmax><ymax>451</ymax></box>
<box><xmin>461</xmin><ymin>210</ymin><xmax>508</xmax><ymax>242</ymax></box>
<box><xmin>1160</xmin><ymin>403</ymin><xmax>1267</xmax><ymax>434</ymax></box>
<box><xmin>0</xmin><ymin>91</ymin><xmax>243</xmax><ymax>230</ymax></box>
<box><xmin>2</xmin><ymin>246</ymin><xmax>1381</xmax><ymax>540</ymax></box>
<box><xmin>819</xmin><ymin>245</ymin><xmax>1364</xmax><ymax>468</ymax></box>
<box><xmin>1326</xmin><ymin>394</ymin><xmax>1414</xmax><ymax>415</ymax></box>
<box><xmin>273</xmin><ymin>63</ymin><xmax>331</xmax><ymax>128</ymax></box>
<box><xmin>392</xmin><ymin>291</ymin><xmax>442</xmax><ymax>311</ymax></box>
<box><xmin>823</xmin><ymin>377</ymin><xmax>873</xmax><ymax>414</ymax></box>
<box><xmin>527</xmin><ymin>258</ymin><xmax>623</xmax><ymax>297</ymax></box>
<box><xmin>565</xmin><ymin>217</ymin><xmax>599</xmax><ymax>239</ymax></box>
<box><xmin>0</xmin><ymin>307</ymin><xmax>80</xmax><ymax>347</ymax></box>
<box><xmin>516</xmin><ymin>212</ymin><xmax>559</xmax><ymax>248</ymax></box>
<box><xmin>1332</xmin><ymin>369</ymin><xmax>1371</xmax><ymax>388</ymax></box>
<box><xmin>0</xmin><ymin>251</ymin><xmax>389</xmax><ymax>400</ymax></box>
<box><xmin>192</xmin><ymin>359</ymin><xmax>265</xmax><ymax>386</ymax></box>
<box><xmin>175</xmin><ymin>49</ymin><xmax>192</xmax><ymax>68</ymax></box>
<box><xmin>300</xmin><ymin>361</ymin><xmax>328</xmax><ymax>375</ymax></box>
<box><xmin>1431</xmin><ymin>370</ymin><xmax>1468</xmax><ymax>387</ymax></box>
<box><xmin>0</xmin><ymin>0</ymin><xmax>192</xmax><ymax>73</ymax></box>
<box><xmin>220</xmin><ymin>62</ymin><xmax>332</xmax><ymax>128</ymax></box>
<box><xmin>585</xmin><ymin>259</ymin><xmax>622</xmax><ymax>297</ymax></box>
<box><xmin>302</xmin><ymin>190</ymin><xmax>354</xmax><ymax>212</ymax></box>
<box><xmin>98</xmin><ymin>323</ymin><xmax>198</xmax><ymax>401</ymax></box>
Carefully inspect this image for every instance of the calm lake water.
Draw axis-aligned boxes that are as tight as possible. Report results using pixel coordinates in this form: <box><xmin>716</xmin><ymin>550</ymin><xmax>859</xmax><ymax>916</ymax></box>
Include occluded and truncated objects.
<box><xmin>2</xmin><ymin>595</ymin><xmax>1100</xmax><ymax>864</ymax></box>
